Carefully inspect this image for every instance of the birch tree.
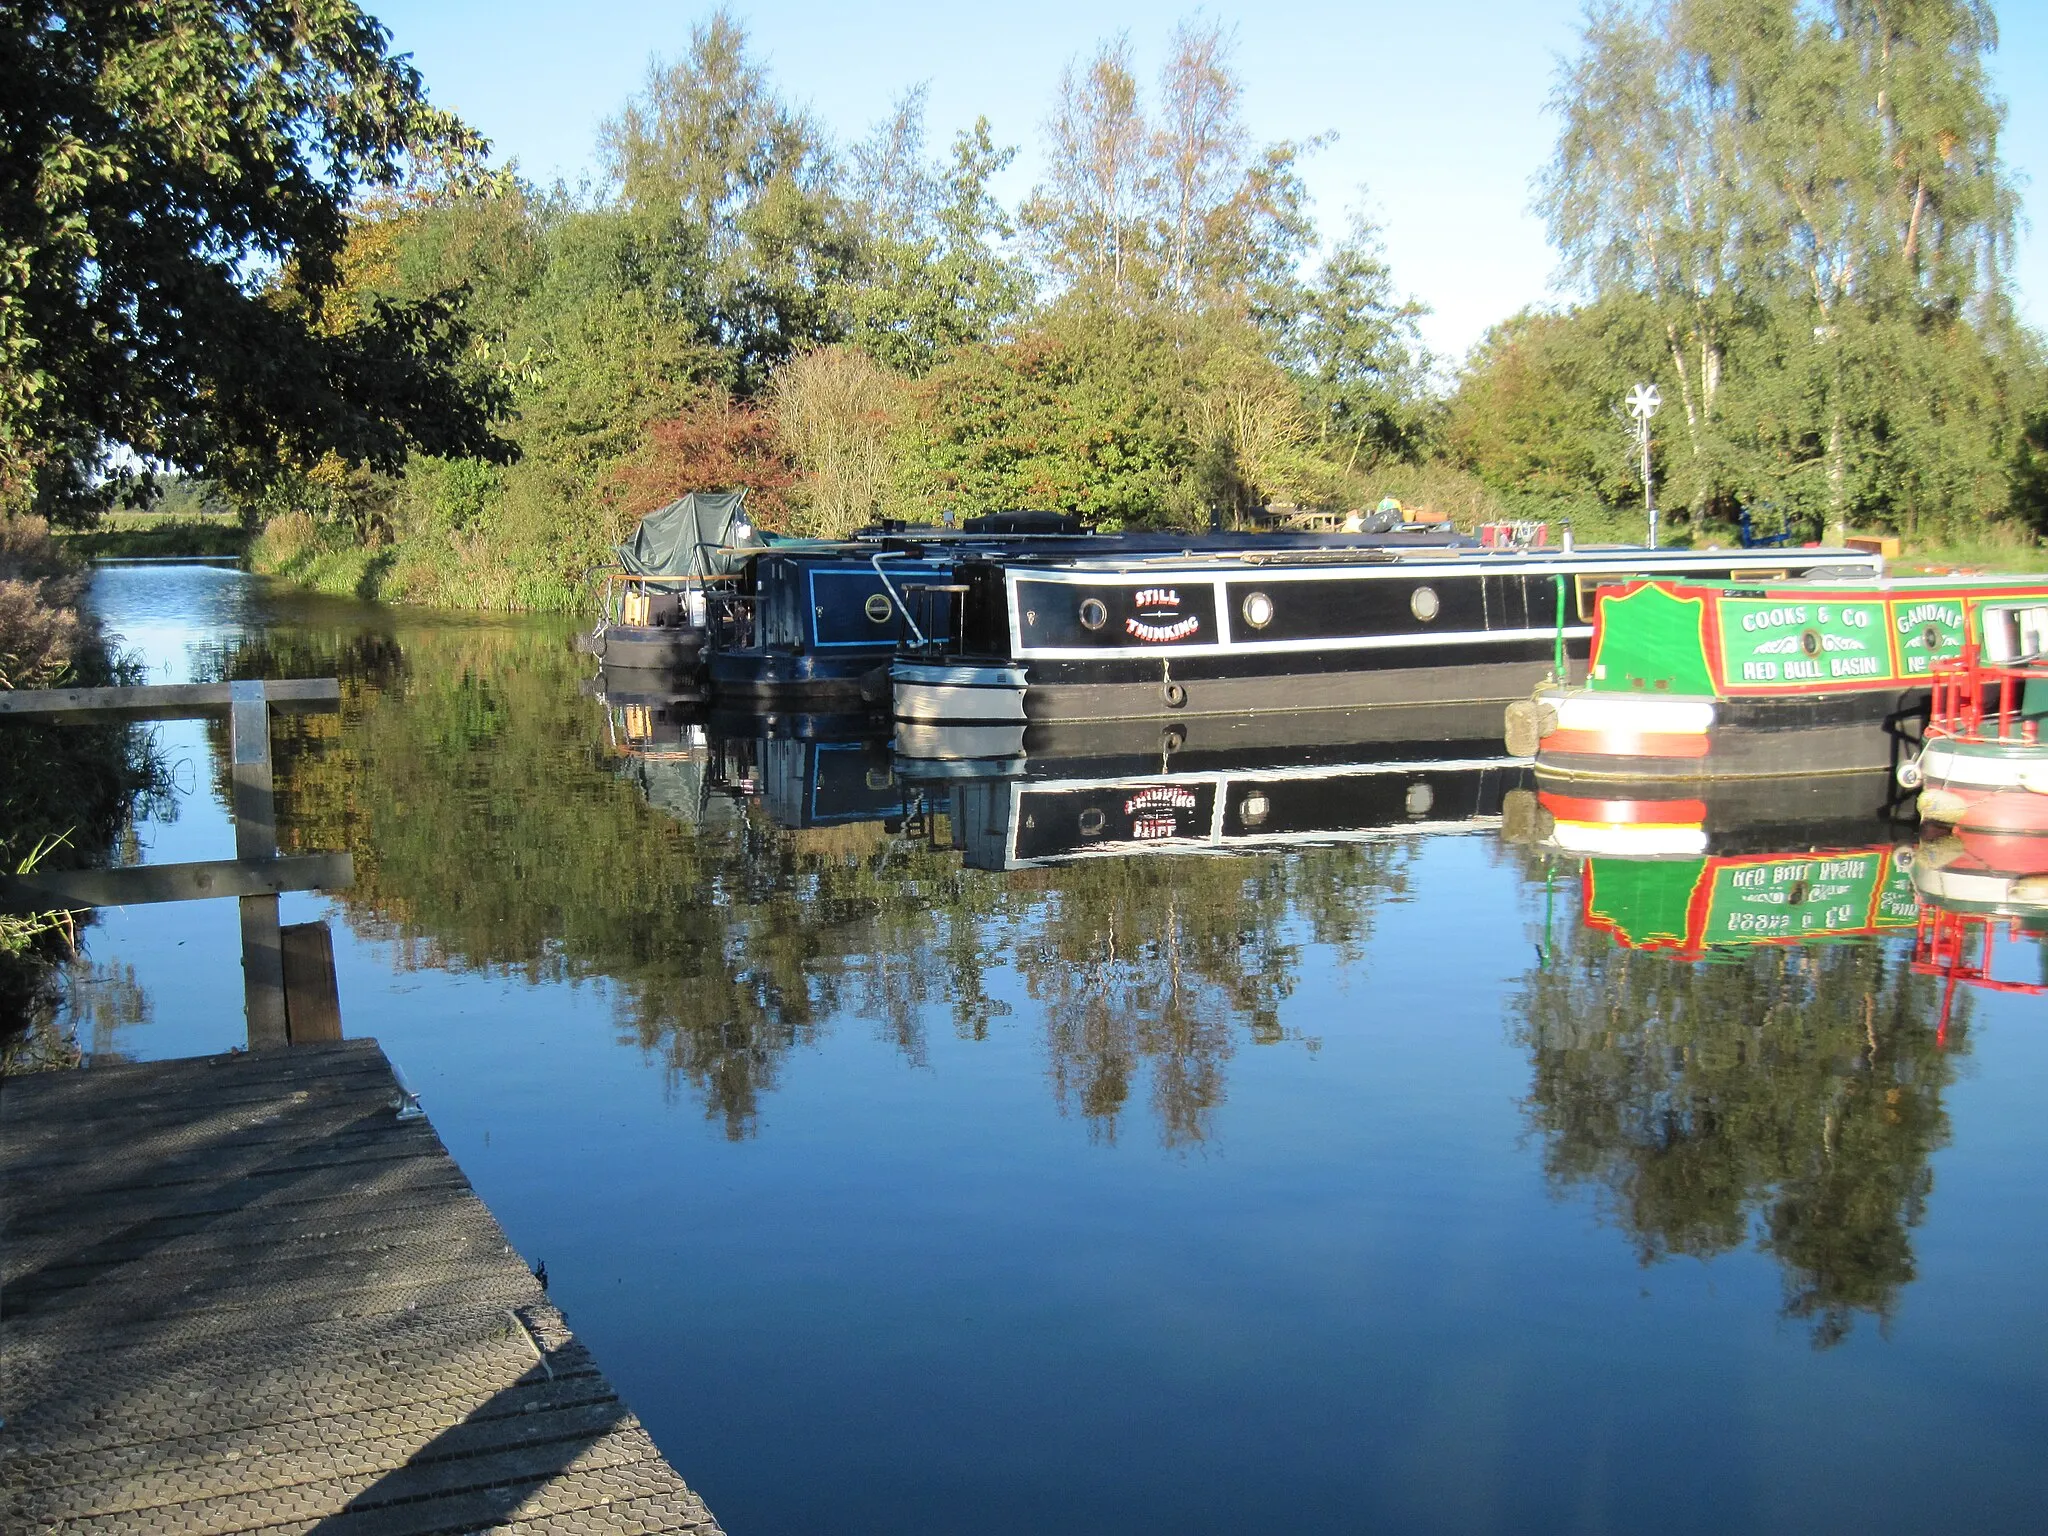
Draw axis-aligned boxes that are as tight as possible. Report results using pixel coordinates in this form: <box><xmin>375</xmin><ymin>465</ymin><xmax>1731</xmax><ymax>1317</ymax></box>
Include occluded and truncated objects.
<box><xmin>1541</xmin><ymin>0</ymin><xmax>2019</xmax><ymax>534</ymax></box>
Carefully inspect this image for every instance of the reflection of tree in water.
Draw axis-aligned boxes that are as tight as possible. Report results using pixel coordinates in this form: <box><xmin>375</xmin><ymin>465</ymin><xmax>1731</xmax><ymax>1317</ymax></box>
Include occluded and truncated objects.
<box><xmin>212</xmin><ymin>619</ymin><xmax>1412</xmax><ymax>1144</ymax></box>
<box><xmin>1513</xmin><ymin>862</ymin><xmax>1966</xmax><ymax>1347</ymax></box>
<box><xmin>1008</xmin><ymin>848</ymin><xmax>1409</xmax><ymax>1147</ymax></box>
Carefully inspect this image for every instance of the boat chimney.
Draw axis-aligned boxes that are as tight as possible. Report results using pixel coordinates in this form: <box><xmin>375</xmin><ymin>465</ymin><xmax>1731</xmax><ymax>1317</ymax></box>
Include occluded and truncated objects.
<box><xmin>1561</xmin><ymin>522</ymin><xmax>1574</xmax><ymax>553</ymax></box>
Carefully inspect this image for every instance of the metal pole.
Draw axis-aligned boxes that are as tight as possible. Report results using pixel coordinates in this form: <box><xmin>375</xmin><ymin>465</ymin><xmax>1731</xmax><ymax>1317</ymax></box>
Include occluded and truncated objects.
<box><xmin>1642</xmin><ymin>417</ymin><xmax>1658</xmax><ymax>549</ymax></box>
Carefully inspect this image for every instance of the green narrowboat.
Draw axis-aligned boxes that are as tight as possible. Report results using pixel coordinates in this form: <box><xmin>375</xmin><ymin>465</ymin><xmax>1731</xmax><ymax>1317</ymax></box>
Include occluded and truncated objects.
<box><xmin>1512</xmin><ymin>574</ymin><xmax>2048</xmax><ymax>781</ymax></box>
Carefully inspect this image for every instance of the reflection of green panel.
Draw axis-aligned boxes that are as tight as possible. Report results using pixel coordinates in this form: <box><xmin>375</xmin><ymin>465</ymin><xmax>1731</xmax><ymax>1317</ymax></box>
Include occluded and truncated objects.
<box><xmin>1585</xmin><ymin>859</ymin><xmax>1703</xmax><ymax>946</ymax></box>
<box><xmin>1888</xmin><ymin>596</ymin><xmax>1967</xmax><ymax>677</ymax></box>
<box><xmin>1718</xmin><ymin>598</ymin><xmax>1893</xmax><ymax>688</ymax></box>
<box><xmin>1874</xmin><ymin>866</ymin><xmax>1920</xmax><ymax>928</ymax></box>
<box><xmin>1592</xmin><ymin>586</ymin><xmax>1715</xmax><ymax>695</ymax></box>
<box><xmin>1699</xmin><ymin>852</ymin><xmax>1885</xmax><ymax>944</ymax></box>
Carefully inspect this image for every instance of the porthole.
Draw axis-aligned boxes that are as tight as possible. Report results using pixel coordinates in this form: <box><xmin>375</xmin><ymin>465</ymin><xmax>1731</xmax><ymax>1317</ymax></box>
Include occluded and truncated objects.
<box><xmin>865</xmin><ymin>592</ymin><xmax>894</xmax><ymax>624</ymax></box>
<box><xmin>1921</xmin><ymin>623</ymin><xmax>1943</xmax><ymax>651</ymax></box>
<box><xmin>1241</xmin><ymin>590</ymin><xmax>1275</xmax><ymax>629</ymax></box>
<box><xmin>1410</xmin><ymin>585</ymin><xmax>1440</xmax><ymax>622</ymax></box>
<box><xmin>1405</xmin><ymin>781</ymin><xmax>1435</xmax><ymax>817</ymax></box>
<box><xmin>1240</xmin><ymin>790</ymin><xmax>1271</xmax><ymax>828</ymax></box>
<box><xmin>1800</xmin><ymin>628</ymin><xmax>1821</xmax><ymax>657</ymax></box>
<box><xmin>1078</xmin><ymin>806</ymin><xmax>1107</xmax><ymax>837</ymax></box>
<box><xmin>1079</xmin><ymin>597</ymin><xmax>1108</xmax><ymax>631</ymax></box>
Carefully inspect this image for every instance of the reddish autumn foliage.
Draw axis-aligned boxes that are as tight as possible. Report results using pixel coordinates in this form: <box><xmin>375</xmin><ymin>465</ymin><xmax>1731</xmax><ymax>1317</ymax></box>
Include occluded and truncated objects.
<box><xmin>606</xmin><ymin>391</ymin><xmax>798</xmax><ymax>533</ymax></box>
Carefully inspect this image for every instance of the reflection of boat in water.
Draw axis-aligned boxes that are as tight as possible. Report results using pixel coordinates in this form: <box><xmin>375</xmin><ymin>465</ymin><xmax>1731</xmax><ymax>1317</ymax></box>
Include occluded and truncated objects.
<box><xmin>936</xmin><ymin>756</ymin><xmax>1531</xmax><ymax>870</ymax></box>
<box><xmin>1517</xmin><ymin>771</ymin><xmax>1912</xmax><ymax>860</ymax></box>
<box><xmin>1521</xmin><ymin>775</ymin><xmax>1921</xmax><ymax>961</ymax></box>
<box><xmin>897</xmin><ymin>701</ymin><xmax>1520</xmax><ymax>777</ymax></box>
<box><xmin>1909</xmin><ymin>834</ymin><xmax>2048</xmax><ymax>1035</ymax></box>
<box><xmin>1576</xmin><ymin>844</ymin><xmax>1920</xmax><ymax>959</ymax></box>
<box><xmin>890</xmin><ymin>710</ymin><xmax>1531</xmax><ymax>871</ymax></box>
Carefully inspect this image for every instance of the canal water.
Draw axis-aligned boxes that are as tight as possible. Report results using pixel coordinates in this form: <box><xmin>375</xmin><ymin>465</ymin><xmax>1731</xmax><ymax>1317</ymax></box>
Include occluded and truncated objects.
<box><xmin>49</xmin><ymin>564</ymin><xmax>2048</xmax><ymax>1533</ymax></box>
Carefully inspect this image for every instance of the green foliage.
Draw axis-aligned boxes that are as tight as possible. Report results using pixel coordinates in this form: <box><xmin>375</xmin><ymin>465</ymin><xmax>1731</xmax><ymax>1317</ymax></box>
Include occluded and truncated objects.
<box><xmin>0</xmin><ymin>0</ymin><xmax>515</xmax><ymax>514</ymax></box>
<box><xmin>1276</xmin><ymin>209</ymin><xmax>1436</xmax><ymax>471</ymax></box>
<box><xmin>840</xmin><ymin>96</ymin><xmax>1034</xmax><ymax>374</ymax></box>
<box><xmin>0</xmin><ymin>530</ymin><xmax>169</xmax><ymax>1041</ymax></box>
<box><xmin>1514</xmin><ymin>0</ymin><xmax>2041</xmax><ymax>542</ymax></box>
<box><xmin>903</xmin><ymin>301</ymin><xmax>1205</xmax><ymax>524</ymax></box>
<box><xmin>212</xmin><ymin>3</ymin><xmax>2044</xmax><ymax>608</ymax></box>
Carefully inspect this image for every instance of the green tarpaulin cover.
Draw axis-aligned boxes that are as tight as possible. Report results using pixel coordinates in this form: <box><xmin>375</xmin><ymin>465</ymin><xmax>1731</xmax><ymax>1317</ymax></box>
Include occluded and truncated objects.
<box><xmin>615</xmin><ymin>491</ymin><xmax>760</xmax><ymax>578</ymax></box>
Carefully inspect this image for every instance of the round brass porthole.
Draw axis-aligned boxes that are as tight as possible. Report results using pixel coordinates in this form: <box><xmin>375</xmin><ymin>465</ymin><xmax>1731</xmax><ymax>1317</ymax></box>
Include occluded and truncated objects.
<box><xmin>1410</xmin><ymin>585</ymin><xmax>1440</xmax><ymax>622</ymax></box>
<box><xmin>1242</xmin><ymin>590</ymin><xmax>1275</xmax><ymax>629</ymax></box>
<box><xmin>1240</xmin><ymin>790</ymin><xmax>1271</xmax><ymax>828</ymax></box>
<box><xmin>1800</xmin><ymin>628</ymin><xmax>1821</xmax><ymax>657</ymax></box>
<box><xmin>1079</xmin><ymin>597</ymin><xmax>1108</xmax><ymax>631</ymax></box>
<box><xmin>865</xmin><ymin>592</ymin><xmax>893</xmax><ymax>623</ymax></box>
<box><xmin>1078</xmin><ymin>806</ymin><xmax>1107</xmax><ymax>837</ymax></box>
<box><xmin>1921</xmin><ymin>623</ymin><xmax>1943</xmax><ymax>651</ymax></box>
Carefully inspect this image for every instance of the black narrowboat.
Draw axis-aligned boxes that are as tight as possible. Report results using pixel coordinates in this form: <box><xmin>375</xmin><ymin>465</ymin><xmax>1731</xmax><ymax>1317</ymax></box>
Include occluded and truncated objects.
<box><xmin>890</xmin><ymin>543</ymin><xmax>1886</xmax><ymax>725</ymax></box>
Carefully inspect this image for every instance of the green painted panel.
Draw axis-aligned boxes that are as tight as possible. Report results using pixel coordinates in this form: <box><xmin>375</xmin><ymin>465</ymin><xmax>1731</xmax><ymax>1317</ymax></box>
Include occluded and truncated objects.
<box><xmin>1717</xmin><ymin>597</ymin><xmax>1894</xmax><ymax>688</ymax></box>
<box><xmin>1584</xmin><ymin>858</ymin><xmax>1702</xmax><ymax>945</ymax></box>
<box><xmin>1698</xmin><ymin>851</ymin><xmax>1891</xmax><ymax>943</ymax></box>
<box><xmin>1591</xmin><ymin>585</ymin><xmax>1715</xmax><ymax>695</ymax></box>
<box><xmin>1888</xmin><ymin>596</ymin><xmax>1968</xmax><ymax>678</ymax></box>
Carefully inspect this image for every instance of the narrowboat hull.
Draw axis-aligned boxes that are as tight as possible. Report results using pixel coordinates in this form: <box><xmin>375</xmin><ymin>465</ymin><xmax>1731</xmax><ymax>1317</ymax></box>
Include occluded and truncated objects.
<box><xmin>707</xmin><ymin>551</ymin><xmax>961</xmax><ymax>708</ymax></box>
<box><xmin>1522</xmin><ymin>686</ymin><xmax>1928</xmax><ymax>781</ymax></box>
<box><xmin>894</xmin><ymin>547</ymin><xmax>1885</xmax><ymax>726</ymax></box>
<box><xmin>576</xmin><ymin>622</ymin><xmax>707</xmax><ymax>674</ymax></box>
<box><xmin>707</xmin><ymin>648</ymin><xmax>889</xmax><ymax>707</ymax></box>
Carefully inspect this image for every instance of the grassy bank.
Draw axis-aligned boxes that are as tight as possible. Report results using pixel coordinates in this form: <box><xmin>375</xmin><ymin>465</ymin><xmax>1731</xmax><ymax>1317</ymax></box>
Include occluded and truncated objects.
<box><xmin>248</xmin><ymin>511</ymin><xmax>589</xmax><ymax>612</ymax></box>
<box><xmin>58</xmin><ymin>510</ymin><xmax>247</xmax><ymax>562</ymax></box>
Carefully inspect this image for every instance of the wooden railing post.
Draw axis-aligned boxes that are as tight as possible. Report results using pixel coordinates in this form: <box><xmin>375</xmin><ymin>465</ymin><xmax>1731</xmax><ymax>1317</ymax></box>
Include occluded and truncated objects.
<box><xmin>229</xmin><ymin>679</ymin><xmax>288</xmax><ymax>1049</ymax></box>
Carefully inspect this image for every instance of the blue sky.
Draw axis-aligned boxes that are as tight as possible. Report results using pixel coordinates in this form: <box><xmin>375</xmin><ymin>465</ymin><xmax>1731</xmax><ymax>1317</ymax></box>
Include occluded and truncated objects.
<box><xmin>370</xmin><ymin>0</ymin><xmax>2048</xmax><ymax>365</ymax></box>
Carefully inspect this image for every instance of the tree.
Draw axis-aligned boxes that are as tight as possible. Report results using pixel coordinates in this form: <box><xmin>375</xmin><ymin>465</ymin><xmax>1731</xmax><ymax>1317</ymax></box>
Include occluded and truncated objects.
<box><xmin>1278</xmin><ymin>206</ymin><xmax>1435</xmax><ymax>471</ymax></box>
<box><xmin>1023</xmin><ymin>36</ymin><xmax>1153</xmax><ymax>298</ymax></box>
<box><xmin>1021</xmin><ymin>24</ymin><xmax>1323</xmax><ymax>319</ymax></box>
<box><xmin>600</xmin><ymin>11</ymin><xmax>861</xmax><ymax>392</ymax></box>
<box><xmin>1153</xmin><ymin>19</ymin><xmax>1248</xmax><ymax>304</ymax></box>
<box><xmin>0</xmin><ymin>0</ymin><xmax>515</xmax><ymax>519</ymax></box>
<box><xmin>1540</xmin><ymin>0</ymin><xmax>2025</xmax><ymax>536</ymax></box>
<box><xmin>840</xmin><ymin>94</ymin><xmax>1033</xmax><ymax>374</ymax></box>
<box><xmin>767</xmin><ymin>346</ymin><xmax>906</xmax><ymax>537</ymax></box>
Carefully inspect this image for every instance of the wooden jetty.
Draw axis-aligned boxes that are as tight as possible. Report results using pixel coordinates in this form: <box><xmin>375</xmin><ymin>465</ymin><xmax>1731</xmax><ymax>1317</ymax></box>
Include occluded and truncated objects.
<box><xmin>0</xmin><ymin>1040</ymin><xmax>723</xmax><ymax>1536</ymax></box>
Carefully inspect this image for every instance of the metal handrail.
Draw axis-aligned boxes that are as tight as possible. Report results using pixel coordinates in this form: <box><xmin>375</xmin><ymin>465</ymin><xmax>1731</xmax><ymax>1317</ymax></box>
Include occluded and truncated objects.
<box><xmin>1927</xmin><ymin>644</ymin><xmax>2048</xmax><ymax>745</ymax></box>
<box><xmin>868</xmin><ymin>552</ymin><xmax>930</xmax><ymax>647</ymax></box>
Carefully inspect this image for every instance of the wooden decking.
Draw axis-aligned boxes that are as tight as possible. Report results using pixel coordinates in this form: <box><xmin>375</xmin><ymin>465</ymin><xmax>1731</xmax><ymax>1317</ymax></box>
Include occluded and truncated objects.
<box><xmin>0</xmin><ymin>1040</ymin><xmax>723</xmax><ymax>1535</ymax></box>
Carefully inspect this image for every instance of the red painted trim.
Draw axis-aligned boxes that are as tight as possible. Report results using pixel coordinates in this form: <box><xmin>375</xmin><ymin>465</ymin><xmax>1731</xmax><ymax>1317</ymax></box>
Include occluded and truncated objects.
<box><xmin>1542</xmin><ymin>727</ymin><xmax>1712</xmax><ymax>759</ymax></box>
<box><xmin>1538</xmin><ymin>792</ymin><xmax>1708</xmax><ymax>825</ymax></box>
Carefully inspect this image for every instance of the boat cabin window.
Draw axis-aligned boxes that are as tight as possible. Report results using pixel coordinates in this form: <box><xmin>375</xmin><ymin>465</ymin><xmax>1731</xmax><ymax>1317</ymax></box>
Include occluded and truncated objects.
<box><xmin>1575</xmin><ymin>573</ymin><xmax>1642</xmax><ymax>621</ymax></box>
<box><xmin>1981</xmin><ymin>604</ymin><xmax>2048</xmax><ymax>662</ymax></box>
